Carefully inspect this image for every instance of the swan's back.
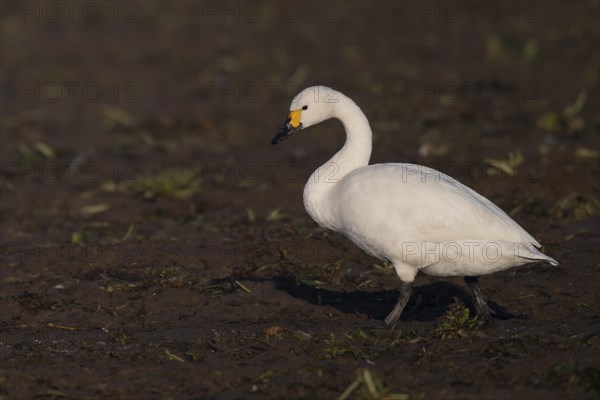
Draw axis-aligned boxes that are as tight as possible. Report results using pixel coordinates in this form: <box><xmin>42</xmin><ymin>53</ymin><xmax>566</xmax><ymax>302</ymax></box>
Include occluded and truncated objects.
<box><xmin>330</xmin><ymin>163</ymin><xmax>540</xmax><ymax>250</ymax></box>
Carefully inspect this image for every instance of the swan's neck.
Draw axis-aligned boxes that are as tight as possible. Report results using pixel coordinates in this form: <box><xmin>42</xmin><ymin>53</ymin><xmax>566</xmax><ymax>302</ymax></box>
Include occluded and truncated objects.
<box><xmin>304</xmin><ymin>95</ymin><xmax>372</xmax><ymax>228</ymax></box>
<box><xmin>330</xmin><ymin>97</ymin><xmax>373</xmax><ymax>173</ymax></box>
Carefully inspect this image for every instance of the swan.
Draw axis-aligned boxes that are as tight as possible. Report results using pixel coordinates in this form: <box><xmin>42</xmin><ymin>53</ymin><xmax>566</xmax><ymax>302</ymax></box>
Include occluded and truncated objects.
<box><xmin>271</xmin><ymin>86</ymin><xmax>558</xmax><ymax>327</ymax></box>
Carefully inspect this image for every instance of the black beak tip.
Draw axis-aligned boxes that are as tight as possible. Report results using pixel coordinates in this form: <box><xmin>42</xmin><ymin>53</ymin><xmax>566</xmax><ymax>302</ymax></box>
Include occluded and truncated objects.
<box><xmin>271</xmin><ymin>119</ymin><xmax>300</xmax><ymax>146</ymax></box>
<box><xmin>271</xmin><ymin>131</ymin><xmax>285</xmax><ymax>145</ymax></box>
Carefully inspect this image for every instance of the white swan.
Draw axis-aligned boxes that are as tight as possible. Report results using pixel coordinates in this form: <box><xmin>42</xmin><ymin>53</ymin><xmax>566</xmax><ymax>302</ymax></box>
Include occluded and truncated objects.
<box><xmin>272</xmin><ymin>85</ymin><xmax>558</xmax><ymax>326</ymax></box>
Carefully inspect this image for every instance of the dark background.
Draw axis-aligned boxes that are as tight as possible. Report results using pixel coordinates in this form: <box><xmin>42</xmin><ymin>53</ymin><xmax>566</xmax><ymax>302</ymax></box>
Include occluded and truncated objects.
<box><xmin>1</xmin><ymin>1</ymin><xmax>599</xmax><ymax>398</ymax></box>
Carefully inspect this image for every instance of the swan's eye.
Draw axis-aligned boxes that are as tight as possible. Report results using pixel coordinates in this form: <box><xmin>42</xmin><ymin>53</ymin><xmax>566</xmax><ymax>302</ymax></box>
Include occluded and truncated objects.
<box><xmin>302</xmin><ymin>105</ymin><xmax>308</xmax><ymax>110</ymax></box>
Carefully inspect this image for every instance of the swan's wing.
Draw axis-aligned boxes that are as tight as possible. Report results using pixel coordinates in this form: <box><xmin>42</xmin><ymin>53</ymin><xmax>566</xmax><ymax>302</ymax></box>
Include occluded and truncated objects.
<box><xmin>334</xmin><ymin>163</ymin><xmax>540</xmax><ymax>247</ymax></box>
<box><xmin>413</xmin><ymin>163</ymin><xmax>541</xmax><ymax>247</ymax></box>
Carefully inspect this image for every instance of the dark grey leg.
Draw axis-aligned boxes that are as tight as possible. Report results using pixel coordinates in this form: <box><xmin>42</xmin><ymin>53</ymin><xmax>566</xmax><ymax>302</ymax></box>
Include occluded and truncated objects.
<box><xmin>384</xmin><ymin>282</ymin><xmax>413</xmax><ymax>327</ymax></box>
<box><xmin>464</xmin><ymin>276</ymin><xmax>493</xmax><ymax>324</ymax></box>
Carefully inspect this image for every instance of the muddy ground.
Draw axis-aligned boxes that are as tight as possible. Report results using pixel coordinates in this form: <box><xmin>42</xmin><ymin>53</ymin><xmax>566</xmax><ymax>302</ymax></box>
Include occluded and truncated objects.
<box><xmin>1</xmin><ymin>1</ymin><xmax>599</xmax><ymax>399</ymax></box>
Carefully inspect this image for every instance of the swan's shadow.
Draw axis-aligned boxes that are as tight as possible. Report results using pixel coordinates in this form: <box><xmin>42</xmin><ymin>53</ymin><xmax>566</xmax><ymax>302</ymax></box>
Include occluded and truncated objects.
<box><xmin>275</xmin><ymin>281</ymin><xmax>523</xmax><ymax>322</ymax></box>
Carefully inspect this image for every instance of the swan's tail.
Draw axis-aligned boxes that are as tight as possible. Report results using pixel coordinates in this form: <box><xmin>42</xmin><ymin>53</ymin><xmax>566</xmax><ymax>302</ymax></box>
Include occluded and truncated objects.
<box><xmin>521</xmin><ymin>243</ymin><xmax>559</xmax><ymax>266</ymax></box>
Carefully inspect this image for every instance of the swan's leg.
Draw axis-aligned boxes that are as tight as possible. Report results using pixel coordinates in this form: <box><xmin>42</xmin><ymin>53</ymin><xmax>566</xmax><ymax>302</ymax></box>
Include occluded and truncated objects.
<box><xmin>384</xmin><ymin>282</ymin><xmax>413</xmax><ymax>327</ymax></box>
<box><xmin>464</xmin><ymin>276</ymin><xmax>493</xmax><ymax>324</ymax></box>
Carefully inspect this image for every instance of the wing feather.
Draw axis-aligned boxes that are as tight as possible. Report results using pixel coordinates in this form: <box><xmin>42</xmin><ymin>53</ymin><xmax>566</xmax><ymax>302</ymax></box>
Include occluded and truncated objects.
<box><xmin>334</xmin><ymin>163</ymin><xmax>540</xmax><ymax>247</ymax></box>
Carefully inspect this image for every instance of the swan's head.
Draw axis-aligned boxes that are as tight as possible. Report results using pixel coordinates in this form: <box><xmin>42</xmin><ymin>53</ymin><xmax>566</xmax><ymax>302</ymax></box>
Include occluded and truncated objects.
<box><xmin>272</xmin><ymin>86</ymin><xmax>339</xmax><ymax>145</ymax></box>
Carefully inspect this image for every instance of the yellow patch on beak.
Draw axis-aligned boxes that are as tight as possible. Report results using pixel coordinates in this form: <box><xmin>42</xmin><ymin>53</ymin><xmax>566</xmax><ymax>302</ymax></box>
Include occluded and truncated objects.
<box><xmin>288</xmin><ymin>109</ymin><xmax>302</xmax><ymax>128</ymax></box>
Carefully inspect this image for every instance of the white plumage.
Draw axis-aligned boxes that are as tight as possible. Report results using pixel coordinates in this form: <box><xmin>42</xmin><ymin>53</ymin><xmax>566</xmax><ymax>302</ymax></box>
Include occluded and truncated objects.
<box><xmin>272</xmin><ymin>85</ymin><xmax>558</xmax><ymax>326</ymax></box>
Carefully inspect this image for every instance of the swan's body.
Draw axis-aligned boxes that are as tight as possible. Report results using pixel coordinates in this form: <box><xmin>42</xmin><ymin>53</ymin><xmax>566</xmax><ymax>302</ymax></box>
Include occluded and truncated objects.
<box><xmin>272</xmin><ymin>86</ymin><xmax>558</xmax><ymax>326</ymax></box>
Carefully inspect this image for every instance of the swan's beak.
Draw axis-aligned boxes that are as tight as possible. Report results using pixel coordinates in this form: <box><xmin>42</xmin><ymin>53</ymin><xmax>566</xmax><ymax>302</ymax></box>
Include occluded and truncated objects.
<box><xmin>271</xmin><ymin>110</ymin><xmax>303</xmax><ymax>145</ymax></box>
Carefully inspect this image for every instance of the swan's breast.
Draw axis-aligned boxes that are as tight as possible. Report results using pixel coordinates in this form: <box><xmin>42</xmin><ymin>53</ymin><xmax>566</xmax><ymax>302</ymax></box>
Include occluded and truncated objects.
<box><xmin>303</xmin><ymin>172</ymin><xmax>339</xmax><ymax>231</ymax></box>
